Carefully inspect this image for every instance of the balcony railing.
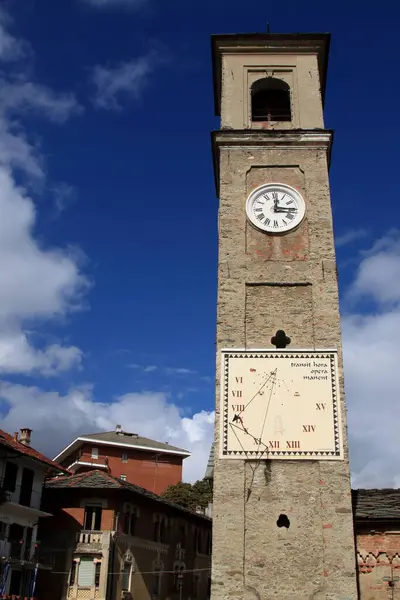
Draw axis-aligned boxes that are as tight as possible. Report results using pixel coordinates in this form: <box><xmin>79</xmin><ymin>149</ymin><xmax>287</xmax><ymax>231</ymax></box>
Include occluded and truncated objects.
<box><xmin>77</xmin><ymin>531</ymin><xmax>102</xmax><ymax>544</ymax></box>
<box><xmin>69</xmin><ymin>453</ymin><xmax>109</xmax><ymax>472</ymax></box>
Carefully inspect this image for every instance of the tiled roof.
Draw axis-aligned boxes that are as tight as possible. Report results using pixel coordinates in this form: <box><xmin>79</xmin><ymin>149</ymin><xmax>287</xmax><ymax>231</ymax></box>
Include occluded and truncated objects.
<box><xmin>0</xmin><ymin>429</ymin><xmax>69</xmax><ymax>475</ymax></box>
<box><xmin>79</xmin><ymin>430</ymin><xmax>190</xmax><ymax>454</ymax></box>
<box><xmin>352</xmin><ymin>489</ymin><xmax>400</xmax><ymax>520</ymax></box>
<box><xmin>46</xmin><ymin>469</ymin><xmax>211</xmax><ymax>521</ymax></box>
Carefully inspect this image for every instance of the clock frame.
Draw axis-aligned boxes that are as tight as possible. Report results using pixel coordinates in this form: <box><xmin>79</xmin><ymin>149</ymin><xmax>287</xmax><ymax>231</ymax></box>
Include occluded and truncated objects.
<box><xmin>245</xmin><ymin>182</ymin><xmax>306</xmax><ymax>235</ymax></box>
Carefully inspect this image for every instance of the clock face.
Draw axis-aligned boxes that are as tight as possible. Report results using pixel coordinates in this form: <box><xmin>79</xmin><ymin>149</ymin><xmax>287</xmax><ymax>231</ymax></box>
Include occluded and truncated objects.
<box><xmin>245</xmin><ymin>183</ymin><xmax>305</xmax><ymax>234</ymax></box>
<box><xmin>220</xmin><ymin>350</ymin><xmax>343</xmax><ymax>460</ymax></box>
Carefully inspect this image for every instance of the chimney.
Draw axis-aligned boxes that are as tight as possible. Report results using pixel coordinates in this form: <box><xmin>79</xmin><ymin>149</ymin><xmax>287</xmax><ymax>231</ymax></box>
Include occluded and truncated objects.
<box><xmin>19</xmin><ymin>428</ymin><xmax>32</xmax><ymax>446</ymax></box>
<box><xmin>115</xmin><ymin>424</ymin><xmax>122</xmax><ymax>433</ymax></box>
<box><xmin>14</xmin><ymin>432</ymin><xmax>18</xmax><ymax>441</ymax></box>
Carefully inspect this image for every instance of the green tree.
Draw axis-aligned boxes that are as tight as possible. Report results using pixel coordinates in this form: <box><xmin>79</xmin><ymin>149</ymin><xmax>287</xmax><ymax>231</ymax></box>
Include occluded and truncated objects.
<box><xmin>162</xmin><ymin>478</ymin><xmax>213</xmax><ymax>512</ymax></box>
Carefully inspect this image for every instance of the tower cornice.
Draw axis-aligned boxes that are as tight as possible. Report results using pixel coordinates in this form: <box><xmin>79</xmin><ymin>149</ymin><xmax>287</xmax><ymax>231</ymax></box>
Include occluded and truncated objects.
<box><xmin>211</xmin><ymin>128</ymin><xmax>334</xmax><ymax>196</ymax></box>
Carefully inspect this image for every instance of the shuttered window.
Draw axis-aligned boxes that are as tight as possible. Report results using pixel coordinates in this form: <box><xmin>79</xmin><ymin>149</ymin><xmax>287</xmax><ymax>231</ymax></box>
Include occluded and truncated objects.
<box><xmin>122</xmin><ymin>562</ymin><xmax>131</xmax><ymax>591</ymax></box>
<box><xmin>78</xmin><ymin>558</ymin><xmax>95</xmax><ymax>587</ymax></box>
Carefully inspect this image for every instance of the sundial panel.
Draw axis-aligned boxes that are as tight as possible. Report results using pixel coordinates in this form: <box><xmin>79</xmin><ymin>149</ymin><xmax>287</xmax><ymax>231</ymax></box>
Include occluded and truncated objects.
<box><xmin>220</xmin><ymin>349</ymin><xmax>342</xmax><ymax>460</ymax></box>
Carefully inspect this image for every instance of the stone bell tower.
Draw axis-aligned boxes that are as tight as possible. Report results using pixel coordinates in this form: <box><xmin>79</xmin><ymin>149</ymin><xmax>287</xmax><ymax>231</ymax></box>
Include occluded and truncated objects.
<box><xmin>210</xmin><ymin>33</ymin><xmax>358</xmax><ymax>600</ymax></box>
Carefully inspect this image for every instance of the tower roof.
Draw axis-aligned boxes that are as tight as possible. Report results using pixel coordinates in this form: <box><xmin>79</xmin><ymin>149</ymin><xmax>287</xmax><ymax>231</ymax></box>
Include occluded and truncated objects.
<box><xmin>211</xmin><ymin>32</ymin><xmax>331</xmax><ymax>116</ymax></box>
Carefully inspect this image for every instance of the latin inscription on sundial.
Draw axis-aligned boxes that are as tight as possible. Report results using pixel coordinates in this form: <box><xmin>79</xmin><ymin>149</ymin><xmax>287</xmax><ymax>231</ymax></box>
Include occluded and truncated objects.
<box><xmin>220</xmin><ymin>349</ymin><xmax>343</xmax><ymax>460</ymax></box>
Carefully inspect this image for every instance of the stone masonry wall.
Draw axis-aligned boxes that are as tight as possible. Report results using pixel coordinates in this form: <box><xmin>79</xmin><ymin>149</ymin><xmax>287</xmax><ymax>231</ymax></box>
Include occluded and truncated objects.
<box><xmin>211</xmin><ymin>134</ymin><xmax>358</xmax><ymax>600</ymax></box>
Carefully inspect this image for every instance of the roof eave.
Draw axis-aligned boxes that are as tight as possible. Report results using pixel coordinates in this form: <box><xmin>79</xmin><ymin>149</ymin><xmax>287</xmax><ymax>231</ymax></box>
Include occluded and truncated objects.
<box><xmin>54</xmin><ymin>436</ymin><xmax>191</xmax><ymax>463</ymax></box>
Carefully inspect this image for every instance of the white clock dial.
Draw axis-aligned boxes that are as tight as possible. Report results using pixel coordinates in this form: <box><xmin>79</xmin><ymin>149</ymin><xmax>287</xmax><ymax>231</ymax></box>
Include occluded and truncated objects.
<box><xmin>245</xmin><ymin>183</ymin><xmax>306</xmax><ymax>234</ymax></box>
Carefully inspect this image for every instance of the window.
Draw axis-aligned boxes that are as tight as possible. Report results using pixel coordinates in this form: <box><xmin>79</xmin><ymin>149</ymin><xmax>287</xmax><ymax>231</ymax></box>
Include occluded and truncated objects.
<box><xmin>0</xmin><ymin>521</ymin><xmax>7</xmax><ymax>539</ymax></box>
<box><xmin>78</xmin><ymin>557</ymin><xmax>95</xmax><ymax>587</ymax></box>
<box><xmin>193</xmin><ymin>528</ymin><xmax>202</xmax><ymax>553</ymax></box>
<box><xmin>3</xmin><ymin>461</ymin><xmax>18</xmax><ymax>493</ymax></box>
<box><xmin>69</xmin><ymin>561</ymin><xmax>77</xmax><ymax>586</ymax></box>
<box><xmin>192</xmin><ymin>574</ymin><xmax>200</xmax><ymax>599</ymax></box>
<box><xmin>95</xmin><ymin>562</ymin><xmax>101</xmax><ymax>587</ymax></box>
<box><xmin>24</xmin><ymin>526</ymin><xmax>33</xmax><ymax>561</ymax></box>
<box><xmin>179</xmin><ymin>523</ymin><xmax>186</xmax><ymax>548</ymax></box>
<box><xmin>206</xmin><ymin>531</ymin><xmax>212</xmax><ymax>555</ymax></box>
<box><xmin>120</xmin><ymin>475</ymin><xmax>127</xmax><ymax>481</ymax></box>
<box><xmin>91</xmin><ymin>447</ymin><xmax>99</xmax><ymax>459</ymax></box>
<box><xmin>123</xmin><ymin>506</ymin><xmax>137</xmax><ymax>536</ymax></box>
<box><xmin>152</xmin><ymin>569</ymin><xmax>161</xmax><ymax>596</ymax></box>
<box><xmin>19</xmin><ymin>467</ymin><xmax>34</xmax><ymax>507</ymax></box>
<box><xmin>121</xmin><ymin>562</ymin><xmax>131</xmax><ymax>591</ymax></box>
<box><xmin>154</xmin><ymin>515</ymin><xmax>167</xmax><ymax>542</ymax></box>
<box><xmin>8</xmin><ymin>523</ymin><xmax>24</xmax><ymax>560</ymax></box>
<box><xmin>251</xmin><ymin>77</ymin><xmax>291</xmax><ymax>122</ymax></box>
<box><xmin>84</xmin><ymin>505</ymin><xmax>102</xmax><ymax>530</ymax></box>
<box><xmin>121</xmin><ymin>452</ymin><xmax>128</xmax><ymax>463</ymax></box>
<box><xmin>173</xmin><ymin>565</ymin><xmax>184</xmax><ymax>593</ymax></box>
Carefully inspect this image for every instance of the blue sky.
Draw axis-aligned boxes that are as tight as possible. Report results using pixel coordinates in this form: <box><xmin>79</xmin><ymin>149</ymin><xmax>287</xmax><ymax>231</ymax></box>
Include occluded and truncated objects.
<box><xmin>0</xmin><ymin>0</ymin><xmax>399</xmax><ymax>485</ymax></box>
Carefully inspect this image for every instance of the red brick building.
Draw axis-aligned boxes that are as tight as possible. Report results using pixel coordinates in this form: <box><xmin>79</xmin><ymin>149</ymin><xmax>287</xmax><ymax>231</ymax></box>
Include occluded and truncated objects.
<box><xmin>54</xmin><ymin>426</ymin><xmax>190</xmax><ymax>495</ymax></box>
<box><xmin>36</xmin><ymin>470</ymin><xmax>212</xmax><ymax>600</ymax></box>
<box><xmin>353</xmin><ymin>489</ymin><xmax>400</xmax><ymax>599</ymax></box>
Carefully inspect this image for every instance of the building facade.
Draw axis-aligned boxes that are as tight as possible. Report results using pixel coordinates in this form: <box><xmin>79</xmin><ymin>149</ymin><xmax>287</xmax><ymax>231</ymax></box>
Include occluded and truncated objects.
<box><xmin>0</xmin><ymin>428</ymin><xmax>68</xmax><ymax>598</ymax></box>
<box><xmin>353</xmin><ymin>489</ymin><xmax>400</xmax><ymax>599</ymax></box>
<box><xmin>54</xmin><ymin>427</ymin><xmax>190</xmax><ymax>495</ymax></box>
<box><xmin>36</xmin><ymin>470</ymin><xmax>211</xmax><ymax>600</ymax></box>
<box><xmin>209</xmin><ymin>31</ymin><xmax>357</xmax><ymax>599</ymax></box>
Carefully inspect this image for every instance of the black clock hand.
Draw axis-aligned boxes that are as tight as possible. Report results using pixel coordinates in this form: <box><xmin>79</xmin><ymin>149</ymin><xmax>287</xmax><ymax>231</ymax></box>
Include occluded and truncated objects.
<box><xmin>274</xmin><ymin>206</ymin><xmax>297</xmax><ymax>212</ymax></box>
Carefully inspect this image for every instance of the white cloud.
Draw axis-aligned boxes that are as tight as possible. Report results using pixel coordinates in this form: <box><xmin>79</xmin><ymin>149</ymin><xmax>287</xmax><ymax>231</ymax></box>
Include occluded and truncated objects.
<box><xmin>343</xmin><ymin>232</ymin><xmax>400</xmax><ymax>488</ymax></box>
<box><xmin>81</xmin><ymin>0</ymin><xmax>147</xmax><ymax>8</ymax></box>
<box><xmin>0</xmin><ymin>331</ymin><xmax>83</xmax><ymax>376</ymax></box>
<box><xmin>165</xmin><ymin>367</ymin><xmax>197</xmax><ymax>376</ymax></box>
<box><xmin>0</xmin><ymin>167</ymin><xmax>88</xmax><ymax>375</ymax></box>
<box><xmin>0</xmin><ymin>79</ymin><xmax>82</xmax><ymax>123</ymax></box>
<box><xmin>0</xmin><ymin>383</ymin><xmax>214</xmax><ymax>483</ymax></box>
<box><xmin>0</xmin><ymin>9</ymin><xmax>87</xmax><ymax>376</ymax></box>
<box><xmin>129</xmin><ymin>364</ymin><xmax>198</xmax><ymax>376</ymax></box>
<box><xmin>50</xmin><ymin>183</ymin><xmax>77</xmax><ymax>215</ymax></box>
<box><xmin>91</xmin><ymin>53</ymin><xmax>158</xmax><ymax>110</ymax></box>
<box><xmin>347</xmin><ymin>232</ymin><xmax>400</xmax><ymax>307</ymax></box>
<box><xmin>0</xmin><ymin>8</ymin><xmax>27</xmax><ymax>62</ymax></box>
<box><xmin>335</xmin><ymin>228</ymin><xmax>369</xmax><ymax>248</ymax></box>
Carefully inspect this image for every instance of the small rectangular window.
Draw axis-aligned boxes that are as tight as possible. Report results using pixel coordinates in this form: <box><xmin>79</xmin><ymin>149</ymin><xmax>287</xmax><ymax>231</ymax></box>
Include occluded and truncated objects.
<box><xmin>120</xmin><ymin>475</ymin><xmax>127</xmax><ymax>481</ymax></box>
<box><xmin>3</xmin><ymin>462</ymin><xmax>18</xmax><ymax>493</ymax></box>
<box><xmin>121</xmin><ymin>452</ymin><xmax>128</xmax><ymax>462</ymax></box>
<box><xmin>84</xmin><ymin>505</ymin><xmax>102</xmax><ymax>530</ymax></box>
<box><xmin>192</xmin><ymin>574</ymin><xmax>200</xmax><ymax>599</ymax></box>
<box><xmin>91</xmin><ymin>447</ymin><xmax>99</xmax><ymax>459</ymax></box>
<box><xmin>122</xmin><ymin>562</ymin><xmax>131</xmax><ymax>591</ymax></box>
<box><xmin>69</xmin><ymin>561</ymin><xmax>77</xmax><ymax>586</ymax></box>
<box><xmin>94</xmin><ymin>562</ymin><xmax>101</xmax><ymax>587</ymax></box>
<box><xmin>152</xmin><ymin>570</ymin><xmax>161</xmax><ymax>596</ymax></box>
<box><xmin>19</xmin><ymin>467</ymin><xmax>34</xmax><ymax>507</ymax></box>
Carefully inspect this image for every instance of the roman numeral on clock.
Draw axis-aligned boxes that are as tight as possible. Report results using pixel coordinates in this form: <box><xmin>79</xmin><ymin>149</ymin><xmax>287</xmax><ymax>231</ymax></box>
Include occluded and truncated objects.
<box><xmin>257</xmin><ymin>213</ymin><xmax>265</xmax><ymax>221</ymax></box>
<box><xmin>273</xmin><ymin>220</ymin><xmax>278</xmax><ymax>228</ymax></box>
